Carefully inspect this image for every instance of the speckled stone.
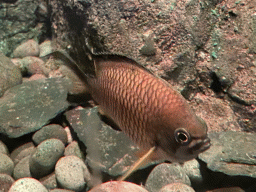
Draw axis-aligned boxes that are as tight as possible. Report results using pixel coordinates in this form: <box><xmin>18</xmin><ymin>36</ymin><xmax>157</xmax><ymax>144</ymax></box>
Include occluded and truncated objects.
<box><xmin>9</xmin><ymin>177</ymin><xmax>48</xmax><ymax>192</ymax></box>
<box><xmin>0</xmin><ymin>173</ymin><xmax>15</xmax><ymax>192</ymax></box>
<box><xmin>29</xmin><ymin>138</ymin><xmax>65</xmax><ymax>179</ymax></box>
<box><xmin>159</xmin><ymin>183</ymin><xmax>195</xmax><ymax>192</ymax></box>
<box><xmin>88</xmin><ymin>181</ymin><xmax>149</xmax><ymax>192</ymax></box>
<box><xmin>50</xmin><ymin>189</ymin><xmax>75</xmax><ymax>192</ymax></box>
<box><xmin>145</xmin><ymin>163</ymin><xmax>191</xmax><ymax>192</ymax></box>
<box><xmin>0</xmin><ymin>153</ymin><xmax>14</xmax><ymax>176</ymax></box>
<box><xmin>13</xmin><ymin>39</ymin><xmax>40</xmax><ymax>58</ymax></box>
<box><xmin>55</xmin><ymin>155</ymin><xmax>91</xmax><ymax>191</ymax></box>
<box><xmin>10</xmin><ymin>142</ymin><xmax>35</xmax><ymax>165</ymax></box>
<box><xmin>40</xmin><ymin>173</ymin><xmax>58</xmax><ymax>190</ymax></box>
<box><xmin>32</xmin><ymin>124</ymin><xmax>68</xmax><ymax>145</ymax></box>
<box><xmin>13</xmin><ymin>156</ymin><xmax>32</xmax><ymax>180</ymax></box>
<box><xmin>0</xmin><ymin>140</ymin><xmax>9</xmax><ymax>155</ymax></box>
<box><xmin>64</xmin><ymin>141</ymin><xmax>85</xmax><ymax>160</ymax></box>
<box><xmin>182</xmin><ymin>159</ymin><xmax>205</xmax><ymax>185</ymax></box>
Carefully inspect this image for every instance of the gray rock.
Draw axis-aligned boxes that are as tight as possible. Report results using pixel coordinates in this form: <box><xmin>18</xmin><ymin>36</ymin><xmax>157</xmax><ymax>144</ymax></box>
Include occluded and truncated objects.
<box><xmin>13</xmin><ymin>156</ymin><xmax>32</xmax><ymax>180</ymax></box>
<box><xmin>0</xmin><ymin>173</ymin><xmax>15</xmax><ymax>192</ymax></box>
<box><xmin>33</xmin><ymin>124</ymin><xmax>68</xmax><ymax>145</ymax></box>
<box><xmin>39</xmin><ymin>40</ymin><xmax>53</xmax><ymax>57</ymax></box>
<box><xmin>10</xmin><ymin>142</ymin><xmax>35</xmax><ymax>165</ymax></box>
<box><xmin>65</xmin><ymin>107</ymin><xmax>140</xmax><ymax>178</ymax></box>
<box><xmin>159</xmin><ymin>183</ymin><xmax>195</xmax><ymax>192</ymax></box>
<box><xmin>20</xmin><ymin>56</ymin><xmax>48</xmax><ymax>76</ymax></box>
<box><xmin>88</xmin><ymin>181</ymin><xmax>149</xmax><ymax>192</ymax></box>
<box><xmin>0</xmin><ymin>77</ymin><xmax>72</xmax><ymax>138</ymax></box>
<box><xmin>64</xmin><ymin>141</ymin><xmax>85</xmax><ymax>160</ymax></box>
<box><xmin>0</xmin><ymin>153</ymin><xmax>14</xmax><ymax>176</ymax></box>
<box><xmin>13</xmin><ymin>39</ymin><xmax>40</xmax><ymax>58</ymax></box>
<box><xmin>40</xmin><ymin>173</ymin><xmax>58</xmax><ymax>190</ymax></box>
<box><xmin>29</xmin><ymin>138</ymin><xmax>65</xmax><ymax>179</ymax></box>
<box><xmin>55</xmin><ymin>155</ymin><xmax>90</xmax><ymax>191</ymax></box>
<box><xmin>0</xmin><ymin>140</ymin><xmax>9</xmax><ymax>155</ymax></box>
<box><xmin>182</xmin><ymin>159</ymin><xmax>205</xmax><ymax>185</ymax></box>
<box><xmin>0</xmin><ymin>52</ymin><xmax>22</xmax><ymax>97</ymax></box>
<box><xmin>199</xmin><ymin>131</ymin><xmax>256</xmax><ymax>178</ymax></box>
<box><xmin>9</xmin><ymin>177</ymin><xmax>48</xmax><ymax>192</ymax></box>
<box><xmin>145</xmin><ymin>163</ymin><xmax>191</xmax><ymax>192</ymax></box>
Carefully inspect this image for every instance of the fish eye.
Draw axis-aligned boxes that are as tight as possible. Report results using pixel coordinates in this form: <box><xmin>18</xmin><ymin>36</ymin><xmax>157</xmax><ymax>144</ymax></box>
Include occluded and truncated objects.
<box><xmin>174</xmin><ymin>128</ymin><xmax>191</xmax><ymax>145</ymax></box>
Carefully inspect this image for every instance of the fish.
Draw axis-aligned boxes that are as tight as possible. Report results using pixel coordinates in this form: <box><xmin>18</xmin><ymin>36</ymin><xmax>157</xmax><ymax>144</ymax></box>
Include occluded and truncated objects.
<box><xmin>48</xmin><ymin>49</ymin><xmax>210</xmax><ymax>179</ymax></box>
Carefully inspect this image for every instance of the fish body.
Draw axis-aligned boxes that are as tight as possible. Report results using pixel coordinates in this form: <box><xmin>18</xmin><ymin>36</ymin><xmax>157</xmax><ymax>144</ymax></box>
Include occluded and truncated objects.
<box><xmin>86</xmin><ymin>54</ymin><xmax>210</xmax><ymax>162</ymax></box>
<box><xmin>51</xmin><ymin>50</ymin><xmax>210</xmax><ymax>163</ymax></box>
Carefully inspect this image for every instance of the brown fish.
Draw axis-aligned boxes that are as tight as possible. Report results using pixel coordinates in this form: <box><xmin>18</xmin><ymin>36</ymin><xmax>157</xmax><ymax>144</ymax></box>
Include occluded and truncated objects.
<box><xmin>49</xmin><ymin>50</ymin><xmax>210</xmax><ymax>179</ymax></box>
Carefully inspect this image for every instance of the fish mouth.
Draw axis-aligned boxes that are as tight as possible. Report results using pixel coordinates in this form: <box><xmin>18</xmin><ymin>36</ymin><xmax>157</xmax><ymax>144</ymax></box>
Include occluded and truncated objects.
<box><xmin>189</xmin><ymin>137</ymin><xmax>211</xmax><ymax>154</ymax></box>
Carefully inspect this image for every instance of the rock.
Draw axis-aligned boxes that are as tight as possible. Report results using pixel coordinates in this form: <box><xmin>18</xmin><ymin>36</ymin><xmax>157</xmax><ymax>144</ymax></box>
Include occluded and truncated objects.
<box><xmin>64</xmin><ymin>141</ymin><xmax>85</xmax><ymax>160</ymax></box>
<box><xmin>206</xmin><ymin>186</ymin><xmax>245</xmax><ymax>192</ymax></box>
<box><xmin>0</xmin><ymin>140</ymin><xmax>9</xmax><ymax>155</ymax></box>
<box><xmin>19</xmin><ymin>56</ymin><xmax>48</xmax><ymax>76</ymax></box>
<box><xmin>13</xmin><ymin>39</ymin><xmax>40</xmax><ymax>58</ymax></box>
<box><xmin>28</xmin><ymin>74</ymin><xmax>47</xmax><ymax>81</ymax></box>
<box><xmin>182</xmin><ymin>159</ymin><xmax>205</xmax><ymax>185</ymax></box>
<box><xmin>13</xmin><ymin>156</ymin><xmax>32</xmax><ymax>180</ymax></box>
<box><xmin>29</xmin><ymin>138</ymin><xmax>65</xmax><ymax>179</ymax></box>
<box><xmin>0</xmin><ymin>173</ymin><xmax>15</xmax><ymax>192</ymax></box>
<box><xmin>65</xmin><ymin>107</ymin><xmax>141</xmax><ymax>178</ymax></box>
<box><xmin>0</xmin><ymin>153</ymin><xmax>14</xmax><ymax>176</ymax></box>
<box><xmin>40</xmin><ymin>173</ymin><xmax>58</xmax><ymax>190</ymax></box>
<box><xmin>39</xmin><ymin>40</ymin><xmax>53</xmax><ymax>57</ymax></box>
<box><xmin>0</xmin><ymin>77</ymin><xmax>72</xmax><ymax>138</ymax></box>
<box><xmin>55</xmin><ymin>155</ymin><xmax>91</xmax><ymax>191</ymax></box>
<box><xmin>145</xmin><ymin>163</ymin><xmax>191</xmax><ymax>192</ymax></box>
<box><xmin>0</xmin><ymin>52</ymin><xmax>22</xmax><ymax>97</ymax></box>
<box><xmin>10</xmin><ymin>142</ymin><xmax>35</xmax><ymax>165</ymax></box>
<box><xmin>199</xmin><ymin>131</ymin><xmax>256</xmax><ymax>178</ymax></box>
<box><xmin>159</xmin><ymin>183</ymin><xmax>195</xmax><ymax>192</ymax></box>
<box><xmin>32</xmin><ymin>124</ymin><xmax>68</xmax><ymax>145</ymax></box>
<box><xmin>9</xmin><ymin>177</ymin><xmax>48</xmax><ymax>192</ymax></box>
<box><xmin>88</xmin><ymin>181</ymin><xmax>149</xmax><ymax>192</ymax></box>
<box><xmin>50</xmin><ymin>189</ymin><xmax>75</xmax><ymax>192</ymax></box>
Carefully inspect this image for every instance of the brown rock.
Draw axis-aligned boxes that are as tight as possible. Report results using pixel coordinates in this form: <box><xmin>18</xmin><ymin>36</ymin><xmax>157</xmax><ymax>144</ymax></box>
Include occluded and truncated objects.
<box><xmin>13</xmin><ymin>39</ymin><xmax>40</xmax><ymax>58</ymax></box>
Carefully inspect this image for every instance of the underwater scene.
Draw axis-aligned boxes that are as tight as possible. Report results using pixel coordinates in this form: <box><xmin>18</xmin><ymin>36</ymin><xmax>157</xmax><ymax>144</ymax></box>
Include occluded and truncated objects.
<box><xmin>0</xmin><ymin>0</ymin><xmax>256</xmax><ymax>191</ymax></box>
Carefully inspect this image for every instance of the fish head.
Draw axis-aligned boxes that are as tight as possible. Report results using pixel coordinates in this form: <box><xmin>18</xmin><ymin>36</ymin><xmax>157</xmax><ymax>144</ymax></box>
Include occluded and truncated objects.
<box><xmin>156</xmin><ymin>116</ymin><xmax>211</xmax><ymax>163</ymax></box>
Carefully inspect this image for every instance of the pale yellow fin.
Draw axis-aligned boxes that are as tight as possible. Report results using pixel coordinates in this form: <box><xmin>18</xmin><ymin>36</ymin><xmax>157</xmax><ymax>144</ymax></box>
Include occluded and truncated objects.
<box><xmin>118</xmin><ymin>146</ymin><xmax>156</xmax><ymax>181</ymax></box>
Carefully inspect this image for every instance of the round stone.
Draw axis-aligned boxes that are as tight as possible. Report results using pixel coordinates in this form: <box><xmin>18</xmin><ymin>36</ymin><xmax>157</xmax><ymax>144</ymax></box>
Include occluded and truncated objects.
<box><xmin>88</xmin><ymin>181</ymin><xmax>149</xmax><ymax>192</ymax></box>
<box><xmin>0</xmin><ymin>153</ymin><xmax>14</xmax><ymax>175</ymax></box>
<box><xmin>55</xmin><ymin>155</ymin><xmax>90</xmax><ymax>191</ymax></box>
<box><xmin>0</xmin><ymin>173</ymin><xmax>15</xmax><ymax>192</ymax></box>
<box><xmin>159</xmin><ymin>183</ymin><xmax>195</xmax><ymax>192</ymax></box>
<box><xmin>13</xmin><ymin>156</ymin><xmax>32</xmax><ymax>180</ymax></box>
<box><xmin>29</xmin><ymin>138</ymin><xmax>65</xmax><ymax>178</ymax></box>
<box><xmin>9</xmin><ymin>177</ymin><xmax>48</xmax><ymax>192</ymax></box>
<box><xmin>32</xmin><ymin>124</ymin><xmax>68</xmax><ymax>145</ymax></box>
<box><xmin>0</xmin><ymin>140</ymin><xmax>9</xmax><ymax>155</ymax></box>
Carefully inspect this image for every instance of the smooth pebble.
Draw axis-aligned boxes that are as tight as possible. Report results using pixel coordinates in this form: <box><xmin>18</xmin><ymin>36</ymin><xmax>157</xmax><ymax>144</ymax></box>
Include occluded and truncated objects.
<box><xmin>9</xmin><ymin>177</ymin><xmax>48</xmax><ymax>192</ymax></box>
<box><xmin>13</xmin><ymin>39</ymin><xmax>40</xmax><ymax>58</ymax></box>
<box><xmin>0</xmin><ymin>153</ymin><xmax>14</xmax><ymax>176</ymax></box>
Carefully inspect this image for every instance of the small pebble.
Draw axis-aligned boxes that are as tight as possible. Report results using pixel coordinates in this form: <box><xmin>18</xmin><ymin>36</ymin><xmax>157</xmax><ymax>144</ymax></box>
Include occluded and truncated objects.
<box><xmin>159</xmin><ymin>183</ymin><xmax>195</xmax><ymax>192</ymax></box>
<box><xmin>9</xmin><ymin>177</ymin><xmax>48</xmax><ymax>192</ymax></box>
<box><xmin>0</xmin><ymin>140</ymin><xmax>9</xmax><ymax>155</ymax></box>
<box><xmin>39</xmin><ymin>40</ymin><xmax>53</xmax><ymax>57</ymax></box>
<box><xmin>145</xmin><ymin>163</ymin><xmax>191</xmax><ymax>192</ymax></box>
<box><xmin>0</xmin><ymin>153</ymin><xmax>14</xmax><ymax>176</ymax></box>
<box><xmin>55</xmin><ymin>155</ymin><xmax>91</xmax><ymax>191</ymax></box>
<box><xmin>0</xmin><ymin>173</ymin><xmax>15</xmax><ymax>192</ymax></box>
<box><xmin>32</xmin><ymin>124</ymin><xmax>68</xmax><ymax>145</ymax></box>
<box><xmin>10</xmin><ymin>142</ymin><xmax>35</xmax><ymax>165</ymax></box>
<box><xmin>64</xmin><ymin>141</ymin><xmax>85</xmax><ymax>160</ymax></box>
<box><xmin>88</xmin><ymin>181</ymin><xmax>149</xmax><ymax>192</ymax></box>
<box><xmin>29</xmin><ymin>138</ymin><xmax>65</xmax><ymax>178</ymax></box>
<box><xmin>21</xmin><ymin>56</ymin><xmax>47</xmax><ymax>75</ymax></box>
<box><xmin>13</xmin><ymin>156</ymin><xmax>32</xmax><ymax>180</ymax></box>
<box><xmin>40</xmin><ymin>172</ymin><xmax>58</xmax><ymax>189</ymax></box>
<box><xmin>13</xmin><ymin>39</ymin><xmax>40</xmax><ymax>58</ymax></box>
<box><xmin>182</xmin><ymin>159</ymin><xmax>205</xmax><ymax>185</ymax></box>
